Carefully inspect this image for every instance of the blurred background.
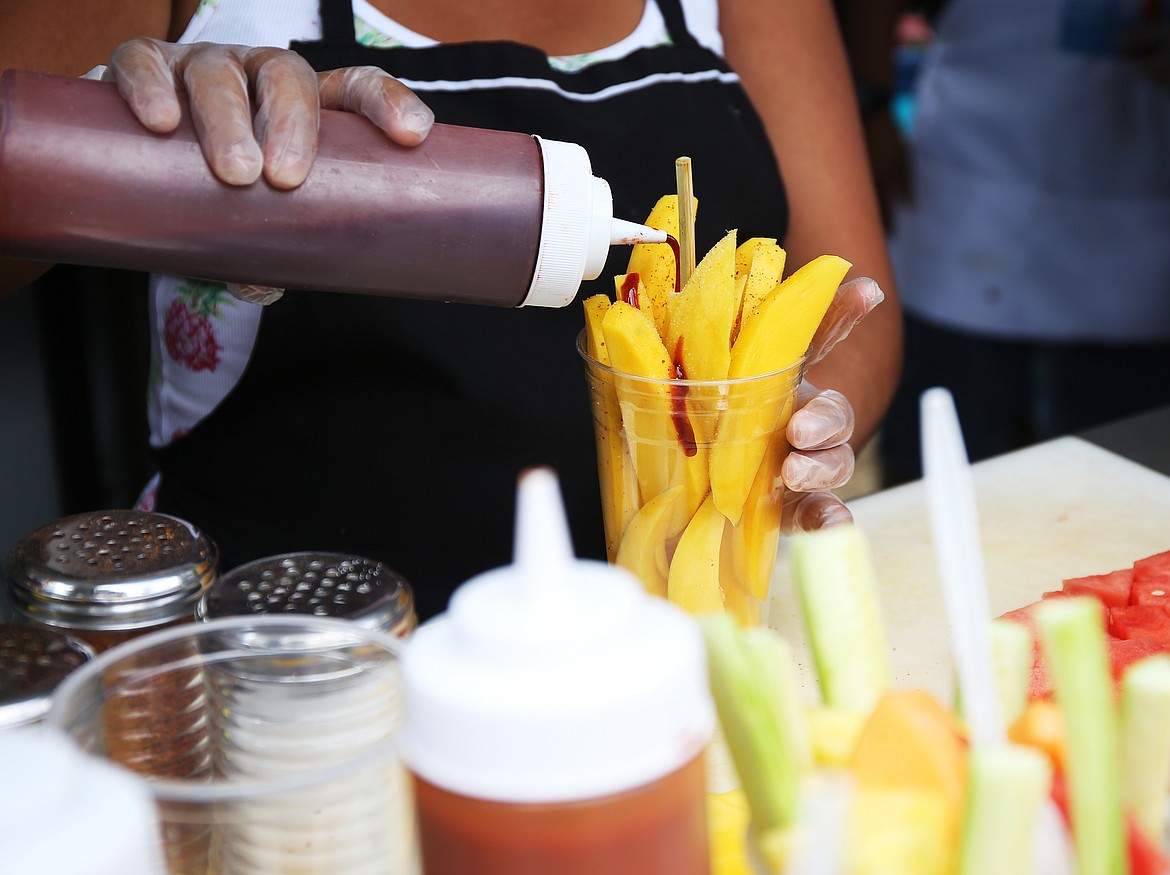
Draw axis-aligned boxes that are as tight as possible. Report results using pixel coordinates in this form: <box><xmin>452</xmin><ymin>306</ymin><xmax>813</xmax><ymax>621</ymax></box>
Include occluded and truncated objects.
<box><xmin>1</xmin><ymin>266</ymin><xmax>154</xmax><ymax>568</ymax></box>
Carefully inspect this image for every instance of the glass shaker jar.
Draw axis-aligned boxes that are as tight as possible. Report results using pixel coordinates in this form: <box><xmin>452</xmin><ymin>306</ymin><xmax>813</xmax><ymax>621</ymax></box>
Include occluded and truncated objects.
<box><xmin>4</xmin><ymin>509</ymin><xmax>218</xmax><ymax>653</ymax></box>
<box><xmin>195</xmin><ymin>550</ymin><xmax>416</xmax><ymax>637</ymax></box>
<box><xmin>0</xmin><ymin>623</ymin><xmax>94</xmax><ymax>733</ymax></box>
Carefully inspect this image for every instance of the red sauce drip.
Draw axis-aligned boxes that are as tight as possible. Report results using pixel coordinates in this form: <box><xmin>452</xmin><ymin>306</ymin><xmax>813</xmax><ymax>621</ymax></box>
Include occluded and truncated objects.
<box><xmin>665</xmin><ymin>234</ymin><xmax>681</xmax><ymax>293</ymax></box>
<box><xmin>670</xmin><ymin>336</ymin><xmax>698</xmax><ymax>457</ymax></box>
<box><xmin>619</xmin><ymin>272</ymin><xmax>641</xmax><ymax>308</ymax></box>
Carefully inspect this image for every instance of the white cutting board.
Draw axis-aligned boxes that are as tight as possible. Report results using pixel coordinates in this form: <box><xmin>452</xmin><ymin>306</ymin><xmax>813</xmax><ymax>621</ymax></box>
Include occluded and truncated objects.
<box><xmin>767</xmin><ymin>436</ymin><xmax>1170</xmax><ymax>703</ymax></box>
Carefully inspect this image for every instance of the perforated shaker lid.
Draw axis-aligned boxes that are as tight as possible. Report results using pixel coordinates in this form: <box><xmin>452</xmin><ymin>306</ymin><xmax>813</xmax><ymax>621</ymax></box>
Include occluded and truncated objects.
<box><xmin>0</xmin><ymin>624</ymin><xmax>94</xmax><ymax>730</ymax></box>
<box><xmin>398</xmin><ymin>467</ymin><xmax>715</xmax><ymax>803</ymax></box>
<box><xmin>522</xmin><ymin>137</ymin><xmax>667</xmax><ymax>308</ymax></box>
<box><xmin>5</xmin><ymin>510</ymin><xmax>217</xmax><ymax>631</ymax></box>
<box><xmin>195</xmin><ymin>551</ymin><xmax>416</xmax><ymax>637</ymax></box>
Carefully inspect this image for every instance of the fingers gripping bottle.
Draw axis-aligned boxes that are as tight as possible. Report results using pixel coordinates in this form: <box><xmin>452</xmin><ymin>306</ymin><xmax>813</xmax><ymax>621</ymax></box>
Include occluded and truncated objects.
<box><xmin>0</xmin><ymin>70</ymin><xmax>666</xmax><ymax>308</ymax></box>
<box><xmin>399</xmin><ymin>467</ymin><xmax>716</xmax><ymax>875</ymax></box>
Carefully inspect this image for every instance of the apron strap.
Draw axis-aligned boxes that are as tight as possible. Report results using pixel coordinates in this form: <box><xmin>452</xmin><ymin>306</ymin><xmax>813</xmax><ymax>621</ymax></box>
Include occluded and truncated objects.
<box><xmin>655</xmin><ymin>0</ymin><xmax>700</xmax><ymax>49</ymax></box>
<box><xmin>318</xmin><ymin>0</ymin><xmax>357</xmax><ymax>46</ymax></box>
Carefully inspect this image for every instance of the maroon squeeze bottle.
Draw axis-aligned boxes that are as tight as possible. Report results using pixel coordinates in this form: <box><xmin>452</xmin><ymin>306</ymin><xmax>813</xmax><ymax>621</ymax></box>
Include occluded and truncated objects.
<box><xmin>0</xmin><ymin>69</ymin><xmax>665</xmax><ymax>307</ymax></box>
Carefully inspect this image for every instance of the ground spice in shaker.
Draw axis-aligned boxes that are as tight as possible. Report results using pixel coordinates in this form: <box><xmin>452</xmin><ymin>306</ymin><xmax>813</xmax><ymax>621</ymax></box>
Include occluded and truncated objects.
<box><xmin>6</xmin><ymin>510</ymin><xmax>219</xmax><ymax>875</ymax></box>
<box><xmin>196</xmin><ymin>551</ymin><xmax>416</xmax><ymax>636</ymax></box>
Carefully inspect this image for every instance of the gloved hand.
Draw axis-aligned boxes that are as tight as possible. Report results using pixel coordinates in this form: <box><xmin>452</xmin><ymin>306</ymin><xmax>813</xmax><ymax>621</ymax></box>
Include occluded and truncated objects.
<box><xmin>780</xmin><ymin>277</ymin><xmax>885</xmax><ymax>532</ymax></box>
<box><xmin>104</xmin><ymin>39</ymin><xmax>434</xmax><ymax>188</ymax></box>
<box><xmin>101</xmin><ymin>39</ymin><xmax>435</xmax><ymax>305</ymax></box>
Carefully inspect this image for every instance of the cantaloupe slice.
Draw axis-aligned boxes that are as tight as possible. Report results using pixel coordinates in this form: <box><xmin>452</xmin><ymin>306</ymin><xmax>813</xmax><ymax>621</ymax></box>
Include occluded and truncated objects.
<box><xmin>849</xmin><ymin>690</ymin><xmax>968</xmax><ymax>875</ymax></box>
<box><xmin>849</xmin><ymin>689</ymin><xmax>968</xmax><ymax>806</ymax></box>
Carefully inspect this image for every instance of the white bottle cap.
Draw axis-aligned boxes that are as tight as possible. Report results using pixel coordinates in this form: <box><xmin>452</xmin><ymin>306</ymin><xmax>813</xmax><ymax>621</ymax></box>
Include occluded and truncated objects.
<box><xmin>398</xmin><ymin>467</ymin><xmax>715</xmax><ymax>803</ymax></box>
<box><xmin>522</xmin><ymin>138</ymin><xmax>668</xmax><ymax>308</ymax></box>
<box><xmin>0</xmin><ymin>729</ymin><xmax>165</xmax><ymax>874</ymax></box>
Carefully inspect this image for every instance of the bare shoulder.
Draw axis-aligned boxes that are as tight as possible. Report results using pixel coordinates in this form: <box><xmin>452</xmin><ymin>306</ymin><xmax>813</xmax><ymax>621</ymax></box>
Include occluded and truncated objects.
<box><xmin>0</xmin><ymin>0</ymin><xmax>177</xmax><ymax>77</ymax></box>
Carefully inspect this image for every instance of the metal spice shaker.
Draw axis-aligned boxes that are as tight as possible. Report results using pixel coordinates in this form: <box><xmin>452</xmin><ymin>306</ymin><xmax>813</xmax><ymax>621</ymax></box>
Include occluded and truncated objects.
<box><xmin>0</xmin><ymin>623</ymin><xmax>94</xmax><ymax>733</ymax></box>
<box><xmin>196</xmin><ymin>550</ymin><xmax>416</xmax><ymax>637</ymax></box>
<box><xmin>5</xmin><ymin>509</ymin><xmax>218</xmax><ymax>875</ymax></box>
<box><xmin>195</xmin><ymin>552</ymin><xmax>416</xmax><ymax>873</ymax></box>
<box><xmin>5</xmin><ymin>509</ymin><xmax>218</xmax><ymax>653</ymax></box>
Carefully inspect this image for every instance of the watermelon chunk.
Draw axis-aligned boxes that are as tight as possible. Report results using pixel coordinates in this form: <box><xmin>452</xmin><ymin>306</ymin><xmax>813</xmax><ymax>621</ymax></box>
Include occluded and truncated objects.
<box><xmin>1109</xmin><ymin>637</ymin><xmax>1170</xmax><ymax>683</ymax></box>
<box><xmin>1063</xmin><ymin>569</ymin><xmax>1133</xmax><ymax>608</ymax></box>
<box><xmin>1130</xmin><ymin>550</ymin><xmax>1170</xmax><ymax>606</ymax></box>
<box><xmin>1000</xmin><ymin>601</ymin><xmax>1053</xmax><ymax>699</ymax></box>
<box><xmin>1000</xmin><ymin>600</ymin><xmax>1169</xmax><ymax>699</ymax></box>
<box><xmin>1107</xmin><ymin>604</ymin><xmax>1170</xmax><ymax>642</ymax></box>
<box><xmin>1049</xmin><ymin>767</ymin><xmax>1170</xmax><ymax>875</ymax></box>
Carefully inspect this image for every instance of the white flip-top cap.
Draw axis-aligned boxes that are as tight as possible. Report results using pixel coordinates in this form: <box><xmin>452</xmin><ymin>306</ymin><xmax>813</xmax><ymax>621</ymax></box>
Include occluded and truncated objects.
<box><xmin>522</xmin><ymin>138</ymin><xmax>667</xmax><ymax>308</ymax></box>
<box><xmin>398</xmin><ymin>467</ymin><xmax>715</xmax><ymax>803</ymax></box>
<box><xmin>0</xmin><ymin>729</ymin><xmax>164</xmax><ymax>874</ymax></box>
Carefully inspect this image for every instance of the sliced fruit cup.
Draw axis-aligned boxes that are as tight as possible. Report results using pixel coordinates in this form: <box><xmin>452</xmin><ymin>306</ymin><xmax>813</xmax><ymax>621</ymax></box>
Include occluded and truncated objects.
<box><xmin>579</xmin><ymin>330</ymin><xmax>806</xmax><ymax>628</ymax></box>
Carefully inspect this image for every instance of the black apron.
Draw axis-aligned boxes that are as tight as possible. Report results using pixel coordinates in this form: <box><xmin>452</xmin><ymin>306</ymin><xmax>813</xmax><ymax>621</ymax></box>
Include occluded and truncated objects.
<box><xmin>153</xmin><ymin>0</ymin><xmax>788</xmax><ymax>621</ymax></box>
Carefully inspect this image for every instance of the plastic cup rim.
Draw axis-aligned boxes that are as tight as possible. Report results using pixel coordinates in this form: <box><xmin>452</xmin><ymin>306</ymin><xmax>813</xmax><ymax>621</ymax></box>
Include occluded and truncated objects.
<box><xmin>575</xmin><ymin>328</ymin><xmax>807</xmax><ymax>388</ymax></box>
<box><xmin>45</xmin><ymin>614</ymin><xmax>405</xmax><ymax>803</ymax></box>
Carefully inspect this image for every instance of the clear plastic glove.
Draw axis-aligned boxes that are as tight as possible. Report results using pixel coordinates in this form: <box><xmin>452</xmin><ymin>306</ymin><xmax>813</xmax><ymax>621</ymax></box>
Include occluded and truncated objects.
<box><xmin>104</xmin><ymin>39</ymin><xmax>434</xmax><ymax>187</ymax></box>
<box><xmin>781</xmin><ymin>277</ymin><xmax>886</xmax><ymax>532</ymax></box>
<box><xmin>102</xmin><ymin>39</ymin><xmax>435</xmax><ymax>305</ymax></box>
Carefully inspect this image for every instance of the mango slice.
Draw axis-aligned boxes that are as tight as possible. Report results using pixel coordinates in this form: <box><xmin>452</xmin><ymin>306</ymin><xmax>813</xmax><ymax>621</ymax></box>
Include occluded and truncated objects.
<box><xmin>668</xmin><ymin>493</ymin><xmax>728</xmax><ymax>615</ymax></box>
<box><xmin>582</xmin><ymin>293</ymin><xmax>612</xmax><ymax>365</ymax></box>
<box><xmin>624</xmin><ymin>194</ymin><xmax>696</xmax><ymax>338</ymax></box>
<box><xmin>719</xmin><ymin>520</ymin><xmax>758</xmax><ymax>626</ymax></box>
<box><xmin>601</xmin><ymin>300</ymin><xmax>709</xmax><ymax>515</ymax></box>
<box><xmin>708</xmin><ymin>789</ymin><xmax>755</xmax><ymax>875</ymax></box>
<box><xmin>583</xmin><ymin>293</ymin><xmax>639</xmax><ymax>558</ymax></box>
<box><xmin>730</xmin><ymin>253</ymin><xmax>853</xmax><ymax>380</ymax></box>
<box><xmin>600</xmin><ymin>300</ymin><xmax>674</xmax><ymax>496</ymax></box>
<box><xmin>615</xmin><ymin>484</ymin><xmax>692</xmax><ymax>598</ymax></box>
<box><xmin>710</xmin><ymin>255</ymin><xmax>850</xmax><ymax>523</ymax></box>
<box><xmin>846</xmin><ymin>787</ymin><xmax>955</xmax><ymax>875</ymax></box>
<box><xmin>665</xmin><ymin>229</ymin><xmax>739</xmax><ymax>384</ymax></box>
<box><xmin>733</xmin><ymin>236</ymin><xmax>785</xmax><ymax>340</ymax></box>
<box><xmin>805</xmin><ymin>706</ymin><xmax>869</xmax><ymax>768</ymax></box>
<box><xmin>729</xmin><ymin>427</ymin><xmax>788</xmax><ymax>602</ymax></box>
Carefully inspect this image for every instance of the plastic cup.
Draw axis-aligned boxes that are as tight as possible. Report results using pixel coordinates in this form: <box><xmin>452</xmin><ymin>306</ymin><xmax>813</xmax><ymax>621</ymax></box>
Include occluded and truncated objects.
<box><xmin>579</xmin><ymin>332</ymin><xmax>806</xmax><ymax>627</ymax></box>
<box><xmin>46</xmin><ymin>615</ymin><xmax>414</xmax><ymax>875</ymax></box>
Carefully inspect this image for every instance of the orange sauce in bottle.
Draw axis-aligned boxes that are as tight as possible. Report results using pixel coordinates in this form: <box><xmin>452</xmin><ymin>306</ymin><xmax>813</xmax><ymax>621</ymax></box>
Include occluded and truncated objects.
<box><xmin>412</xmin><ymin>752</ymin><xmax>709</xmax><ymax>875</ymax></box>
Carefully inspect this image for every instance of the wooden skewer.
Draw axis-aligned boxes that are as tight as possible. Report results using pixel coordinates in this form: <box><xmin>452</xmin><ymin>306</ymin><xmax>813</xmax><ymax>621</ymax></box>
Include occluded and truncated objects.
<box><xmin>675</xmin><ymin>156</ymin><xmax>696</xmax><ymax>292</ymax></box>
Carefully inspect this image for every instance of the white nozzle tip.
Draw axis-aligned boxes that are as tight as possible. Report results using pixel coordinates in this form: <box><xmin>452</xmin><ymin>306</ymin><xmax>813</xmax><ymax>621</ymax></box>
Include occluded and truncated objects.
<box><xmin>611</xmin><ymin>218</ymin><xmax>668</xmax><ymax>246</ymax></box>
<box><xmin>514</xmin><ymin>467</ymin><xmax>576</xmax><ymax>583</ymax></box>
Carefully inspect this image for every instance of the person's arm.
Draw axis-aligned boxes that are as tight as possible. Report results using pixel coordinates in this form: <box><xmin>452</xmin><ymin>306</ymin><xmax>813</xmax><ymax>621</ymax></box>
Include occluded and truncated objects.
<box><xmin>0</xmin><ymin>0</ymin><xmax>181</xmax><ymax>297</ymax></box>
<box><xmin>720</xmin><ymin>0</ymin><xmax>903</xmax><ymax>449</ymax></box>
